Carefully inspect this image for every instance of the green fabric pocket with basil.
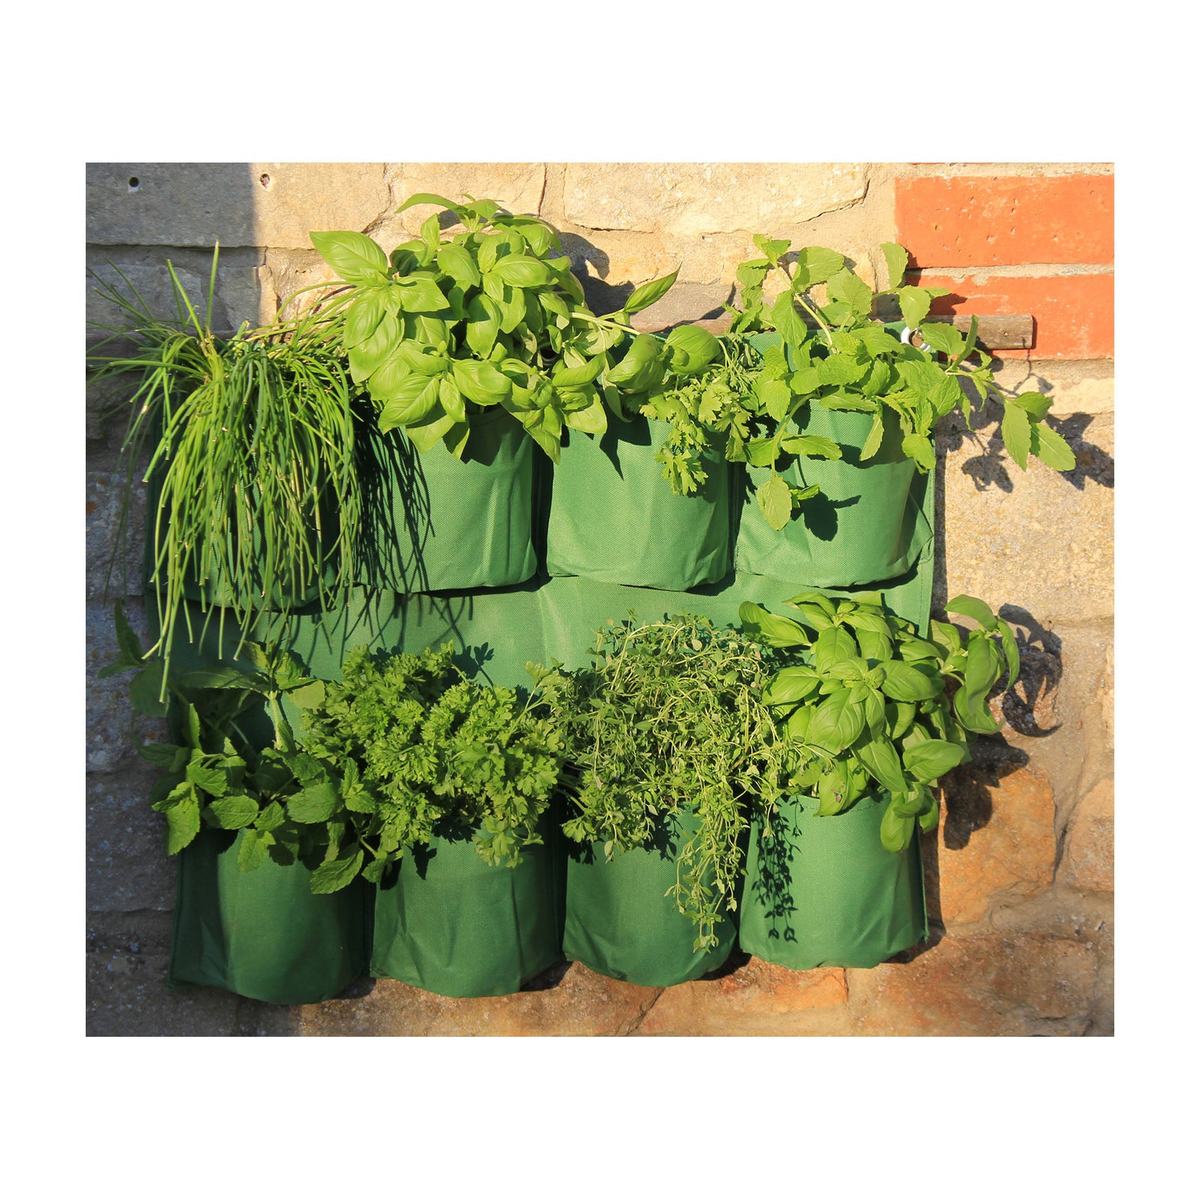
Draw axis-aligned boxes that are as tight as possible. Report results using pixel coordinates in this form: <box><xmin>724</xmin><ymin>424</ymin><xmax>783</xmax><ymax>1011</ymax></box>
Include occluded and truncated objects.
<box><xmin>355</xmin><ymin>409</ymin><xmax>538</xmax><ymax>594</ymax></box>
<box><xmin>545</xmin><ymin>416</ymin><xmax>733</xmax><ymax>591</ymax></box>
<box><xmin>563</xmin><ymin>807</ymin><xmax>736</xmax><ymax>987</ymax></box>
<box><xmin>370</xmin><ymin>830</ymin><xmax>564</xmax><ymax>998</ymax></box>
<box><xmin>737</xmin><ymin>794</ymin><xmax>927</xmax><ymax>969</ymax></box>
<box><xmin>167</xmin><ymin>828</ymin><xmax>371</xmax><ymax>1005</ymax></box>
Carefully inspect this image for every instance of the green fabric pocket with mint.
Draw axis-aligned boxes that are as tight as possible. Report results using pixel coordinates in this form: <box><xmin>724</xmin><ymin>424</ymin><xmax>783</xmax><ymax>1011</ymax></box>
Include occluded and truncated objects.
<box><xmin>545</xmin><ymin>417</ymin><xmax>733</xmax><ymax>591</ymax></box>
<box><xmin>355</xmin><ymin>409</ymin><xmax>538</xmax><ymax>594</ymax></box>
<box><xmin>736</xmin><ymin>401</ymin><xmax>931</xmax><ymax>588</ymax></box>
<box><xmin>737</xmin><ymin>794</ymin><xmax>927</xmax><ymax>969</ymax></box>
<box><xmin>563</xmin><ymin>807</ymin><xmax>736</xmax><ymax>987</ymax></box>
<box><xmin>167</xmin><ymin>828</ymin><xmax>371</xmax><ymax>1005</ymax></box>
<box><xmin>370</xmin><ymin>830</ymin><xmax>564</xmax><ymax>998</ymax></box>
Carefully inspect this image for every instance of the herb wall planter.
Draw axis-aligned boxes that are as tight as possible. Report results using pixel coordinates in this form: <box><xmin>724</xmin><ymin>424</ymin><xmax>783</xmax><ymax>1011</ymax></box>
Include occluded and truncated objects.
<box><xmin>563</xmin><ymin>806</ymin><xmax>736</xmax><ymax>987</ymax></box>
<box><xmin>370</xmin><ymin>828</ymin><xmax>563</xmax><ymax>998</ymax></box>
<box><xmin>736</xmin><ymin>794</ymin><xmax>927</xmax><ymax>969</ymax></box>
<box><xmin>167</xmin><ymin>828</ymin><xmax>372</xmax><ymax>1005</ymax></box>
<box><xmin>354</xmin><ymin>408</ymin><xmax>538</xmax><ymax>595</ymax></box>
<box><xmin>545</xmin><ymin>417</ymin><xmax>733</xmax><ymax>592</ymax></box>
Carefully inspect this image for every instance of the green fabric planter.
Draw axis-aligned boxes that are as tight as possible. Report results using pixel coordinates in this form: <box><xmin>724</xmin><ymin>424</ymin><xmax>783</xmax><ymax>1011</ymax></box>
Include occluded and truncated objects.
<box><xmin>354</xmin><ymin>408</ymin><xmax>538</xmax><ymax>594</ymax></box>
<box><xmin>167</xmin><ymin>828</ymin><xmax>371</xmax><ymax>1005</ymax></box>
<box><xmin>563</xmin><ymin>806</ymin><xmax>736</xmax><ymax>987</ymax></box>
<box><xmin>736</xmin><ymin>401</ymin><xmax>931</xmax><ymax>588</ymax></box>
<box><xmin>737</xmin><ymin>794</ymin><xmax>927</xmax><ymax>969</ymax></box>
<box><xmin>545</xmin><ymin>416</ymin><xmax>733</xmax><ymax>591</ymax></box>
<box><xmin>370</xmin><ymin>829</ymin><xmax>564</xmax><ymax>998</ymax></box>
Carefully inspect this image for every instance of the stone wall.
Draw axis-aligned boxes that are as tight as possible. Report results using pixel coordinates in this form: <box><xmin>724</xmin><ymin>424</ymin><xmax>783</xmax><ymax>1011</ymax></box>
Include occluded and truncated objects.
<box><xmin>85</xmin><ymin>163</ymin><xmax>1114</xmax><ymax>1036</ymax></box>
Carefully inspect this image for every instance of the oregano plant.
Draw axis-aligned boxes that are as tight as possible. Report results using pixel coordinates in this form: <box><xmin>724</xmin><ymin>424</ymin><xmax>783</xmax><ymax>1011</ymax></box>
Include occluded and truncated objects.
<box><xmin>531</xmin><ymin>613</ymin><xmax>789</xmax><ymax>950</ymax></box>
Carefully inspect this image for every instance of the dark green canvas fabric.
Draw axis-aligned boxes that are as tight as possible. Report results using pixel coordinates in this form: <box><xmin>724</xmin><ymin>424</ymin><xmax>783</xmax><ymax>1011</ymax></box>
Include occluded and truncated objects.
<box><xmin>737</xmin><ymin>794</ymin><xmax>927</xmax><ymax>969</ymax></box>
<box><xmin>354</xmin><ymin>409</ymin><xmax>538</xmax><ymax>594</ymax></box>
<box><xmin>545</xmin><ymin>416</ymin><xmax>733</xmax><ymax>591</ymax></box>
<box><xmin>370</xmin><ymin>830</ymin><xmax>563</xmax><ymax>998</ymax></box>
<box><xmin>562</xmin><ymin>807</ymin><xmax>736</xmax><ymax>987</ymax></box>
<box><xmin>166</xmin><ymin>829</ymin><xmax>372</xmax><ymax>1004</ymax></box>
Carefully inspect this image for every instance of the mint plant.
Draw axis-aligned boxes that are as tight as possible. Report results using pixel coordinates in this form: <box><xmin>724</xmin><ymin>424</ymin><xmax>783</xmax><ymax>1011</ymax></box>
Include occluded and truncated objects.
<box><xmin>531</xmin><ymin>613</ymin><xmax>788</xmax><ymax>950</ymax></box>
<box><xmin>637</xmin><ymin>238</ymin><xmax>1077</xmax><ymax>529</ymax></box>
<box><xmin>739</xmin><ymin>591</ymin><xmax>1018</xmax><ymax>851</ymax></box>
<box><xmin>101</xmin><ymin>604</ymin><xmax>351</xmax><ymax>886</ymax></box>
<box><xmin>306</xmin><ymin>193</ymin><xmax>721</xmax><ymax>463</ymax></box>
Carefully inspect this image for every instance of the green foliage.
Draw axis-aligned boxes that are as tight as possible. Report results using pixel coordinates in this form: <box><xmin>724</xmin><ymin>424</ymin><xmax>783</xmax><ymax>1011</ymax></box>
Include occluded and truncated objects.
<box><xmin>740</xmin><ymin>592</ymin><xmax>1018</xmax><ymax>851</ymax></box>
<box><xmin>640</xmin><ymin>238</ymin><xmax>1075</xmax><ymax>526</ymax></box>
<box><xmin>533</xmin><ymin>614</ymin><xmax>788</xmax><ymax>951</ymax></box>
<box><xmin>103</xmin><ymin>604</ymin><xmax>335</xmax><ymax>873</ymax></box>
<box><xmin>89</xmin><ymin>251</ymin><xmax>361</xmax><ymax>682</ymax></box>
<box><xmin>308</xmin><ymin>194</ymin><xmax>720</xmax><ymax>464</ymax></box>
<box><xmin>297</xmin><ymin>644</ymin><xmax>566</xmax><ymax>884</ymax></box>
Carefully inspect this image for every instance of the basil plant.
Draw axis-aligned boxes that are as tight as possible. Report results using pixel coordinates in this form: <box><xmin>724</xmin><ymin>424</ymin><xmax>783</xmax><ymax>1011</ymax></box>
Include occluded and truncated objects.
<box><xmin>308</xmin><ymin>193</ymin><xmax>721</xmax><ymax>463</ymax></box>
<box><xmin>740</xmin><ymin>591</ymin><xmax>1019</xmax><ymax>851</ymax></box>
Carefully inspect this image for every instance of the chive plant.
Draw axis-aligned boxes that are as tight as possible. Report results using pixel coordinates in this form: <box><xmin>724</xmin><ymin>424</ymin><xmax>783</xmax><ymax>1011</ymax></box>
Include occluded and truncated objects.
<box><xmin>90</xmin><ymin>249</ymin><xmax>361</xmax><ymax>687</ymax></box>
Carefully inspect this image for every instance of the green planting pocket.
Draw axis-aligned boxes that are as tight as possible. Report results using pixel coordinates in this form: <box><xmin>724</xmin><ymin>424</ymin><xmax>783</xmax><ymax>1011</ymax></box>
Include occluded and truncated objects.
<box><xmin>167</xmin><ymin>828</ymin><xmax>371</xmax><ymax>1005</ymax></box>
<box><xmin>563</xmin><ymin>806</ymin><xmax>736</xmax><ymax>987</ymax></box>
<box><xmin>737</xmin><ymin>794</ymin><xmax>927</xmax><ymax>970</ymax></box>
<box><xmin>736</xmin><ymin>402</ymin><xmax>930</xmax><ymax>588</ymax></box>
<box><xmin>545</xmin><ymin>417</ymin><xmax>733</xmax><ymax>591</ymax></box>
<box><xmin>370</xmin><ymin>830</ymin><xmax>563</xmax><ymax>998</ymax></box>
<box><xmin>354</xmin><ymin>409</ymin><xmax>538</xmax><ymax>594</ymax></box>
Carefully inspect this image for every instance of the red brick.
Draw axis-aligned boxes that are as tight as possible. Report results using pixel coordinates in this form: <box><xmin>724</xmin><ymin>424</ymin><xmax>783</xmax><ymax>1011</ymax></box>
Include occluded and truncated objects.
<box><xmin>907</xmin><ymin>271</ymin><xmax>1113</xmax><ymax>359</ymax></box>
<box><xmin>896</xmin><ymin>175</ymin><xmax>1113</xmax><ymax>267</ymax></box>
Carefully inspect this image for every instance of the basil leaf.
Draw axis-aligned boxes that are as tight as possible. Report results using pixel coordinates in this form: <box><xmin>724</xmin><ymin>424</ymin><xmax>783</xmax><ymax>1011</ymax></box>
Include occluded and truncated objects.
<box><xmin>902</xmin><ymin>739</ymin><xmax>969</xmax><ymax>784</ymax></box>
<box><xmin>945</xmin><ymin>595</ymin><xmax>998</xmax><ymax>630</ymax></box>
<box><xmin>739</xmin><ymin>601</ymin><xmax>809</xmax><ymax>648</ymax></box>
<box><xmin>310</xmin><ymin>230</ymin><xmax>389</xmax><ymax>283</ymax></box>
<box><xmin>624</xmin><ymin>268</ymin><xmax>679</xmax><ymax>315</ymax></box>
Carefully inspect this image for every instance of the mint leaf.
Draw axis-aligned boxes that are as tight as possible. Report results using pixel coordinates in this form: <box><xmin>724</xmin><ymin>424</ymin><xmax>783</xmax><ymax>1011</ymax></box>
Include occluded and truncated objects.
<box><xmin>1002</xmin><ymin>400</ymin><xmax>1033</xmax><ymax>470</ymax></box>
<box><xmin>310</xmin><ymin>849</ymin><xmax>365</xmax><ymax>894</ymax></box>
<box><xmin>880</xmin><ymin>243</ymin><xmax>910</xmax><ymax>290</ymax></box>
<box><xmin>757</xmin><ymin>475</ymin><xmax>794</xmax><ymax>531</ymax></box>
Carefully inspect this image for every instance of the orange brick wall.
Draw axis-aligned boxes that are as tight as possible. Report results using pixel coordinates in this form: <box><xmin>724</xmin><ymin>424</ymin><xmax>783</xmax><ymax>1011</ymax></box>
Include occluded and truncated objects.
<box><xmin>894</xmin><ymin>172</ymin><xmax>1114</xmax><ymax>359</ymax></box>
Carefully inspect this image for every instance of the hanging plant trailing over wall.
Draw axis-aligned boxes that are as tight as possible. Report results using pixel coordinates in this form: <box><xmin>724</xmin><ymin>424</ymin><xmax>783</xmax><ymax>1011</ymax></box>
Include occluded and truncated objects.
<box><xmin>305</xmin><ymin>192</ymin><xmax>722</xmax><ymax>462</ymax></box>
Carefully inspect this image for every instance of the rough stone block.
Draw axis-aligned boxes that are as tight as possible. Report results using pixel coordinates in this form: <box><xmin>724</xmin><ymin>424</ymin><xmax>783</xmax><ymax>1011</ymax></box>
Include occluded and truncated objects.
<box><xmin>86</xmin><ymin>772</ymin><xmax>176</xmax><ymax>913</ymax></box>
<box><xmin>929</xmin><ymin>764</ymin><xmax>1057</xmax><ymax>926</ymax></box>
<box><xmin>87</xmin><ymin>912</ymin><xmax>244</xmax><ymax>1037</ymax></box>
<box><xmin>895</xmin><ymin>175</ymin><xmax>1113</xmax><ymax>268</ymax></box>
<box><xmin>286</xmin><ymin>962</ymin><xmax>659</xmax><ymax>1037</ymax></box>
<box><xmin>850</xmin><ymin>932</ymin><xmax>1100</xmax><ymax>1035</ymax></box>
<box><xmin>1060</xmin><ymin>777</ymin><xmax>1114</xmax><ymax>893</ymax></box>
<box><xmin>636</xmin><ymin>958</ymin><xmax>848</xmax><ymax>1036</ymax></box>
<box><xmin>86</xmin><ymin>598</ymin><xmax>169</xmax><ymax>776</ymax></box>
<box><xmin>563</xmin><ymin>163</ymin><xmax>868</xmax><ymax>236</ymax></box>
<box><xmin>85</xmin><ymin>460</ymin><xmax>145</xmax><ymax>604</ymax></box>
<box><xmin>939</xmin><ymin>411</ymin><xmax>1113</xmax><ymax>623</ymax></box>
<box><xmin>86</xmin><ymin>163</ymin><xmax>390</xmax><ymax>249</ymax></box>
<box><xmin>86</xmin><ymin>254</ymin><xmax>270</xmax><ymax>334</ymax></box>
<box><xmin>366</xmin><ymin>163</ymin><xmax>548</xmax><ymax>251</ymax></box>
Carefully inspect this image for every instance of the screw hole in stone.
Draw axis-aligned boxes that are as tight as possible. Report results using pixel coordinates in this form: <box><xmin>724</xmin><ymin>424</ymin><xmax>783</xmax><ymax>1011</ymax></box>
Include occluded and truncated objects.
<box><xmin>260</xmin><ymin>173</ymin><xmax>271</xmax><ymax>188</ymax></box>
<box><xmin>128</xmin><ymin>177</ymin><xmax>140</xmax><ymax>191</ymax></box>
